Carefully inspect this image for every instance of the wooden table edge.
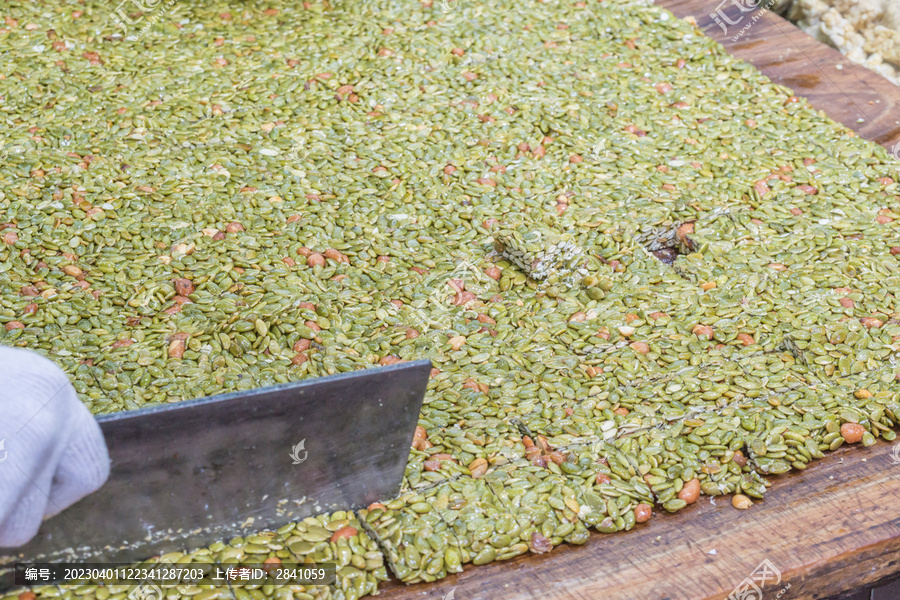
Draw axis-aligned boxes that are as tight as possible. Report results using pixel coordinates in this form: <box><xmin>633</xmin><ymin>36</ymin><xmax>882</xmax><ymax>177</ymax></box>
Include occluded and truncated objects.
<box><xmin>378</xmin><ymin>2</ymin><xmax>900</xmax><ymax>599</ymax></box>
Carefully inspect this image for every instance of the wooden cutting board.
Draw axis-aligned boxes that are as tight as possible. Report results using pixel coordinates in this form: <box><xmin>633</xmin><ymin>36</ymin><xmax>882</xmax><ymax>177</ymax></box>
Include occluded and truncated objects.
<box><xmin>377</xmin><ymin>441</ymin><xmax>900</xmax><ymax>600</ymax></box>
<box><xmin>661</xmin><ymin>0</ymin><xmax>900</xmax><ymax>151</ymax></box>
<box><xmin>377</xmin><ymin>2</ymin><xmax>900</xmax><ymax>599</ymax></box>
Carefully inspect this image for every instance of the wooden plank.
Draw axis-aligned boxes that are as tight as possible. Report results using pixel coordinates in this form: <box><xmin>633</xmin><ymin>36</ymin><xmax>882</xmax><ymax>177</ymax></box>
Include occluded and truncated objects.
<box><xmin>377</xmin><ymin>440</ymin><xmax>900</xmax><ymax>600</ymax></box>
<box><xmin>377</xmin><ymin>3</ymin><xmax>900</xmax><ymax>599</ymax></box>
<box><xmin>660</xmin><ymin>0</ymin><xmax>900</xmax><ymax>151</ymax></box>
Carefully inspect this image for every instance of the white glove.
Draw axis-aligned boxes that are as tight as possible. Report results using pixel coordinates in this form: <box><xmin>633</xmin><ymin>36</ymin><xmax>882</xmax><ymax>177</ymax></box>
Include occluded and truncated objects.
<box><xmin>0</xmin><ymin>346</ymin><xmax>110</xmax><ymax>547</ymax></box>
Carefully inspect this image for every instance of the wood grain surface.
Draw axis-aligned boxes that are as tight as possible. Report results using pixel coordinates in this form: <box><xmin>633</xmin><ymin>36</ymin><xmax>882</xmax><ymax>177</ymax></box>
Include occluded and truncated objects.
<box><xmin>377</xmin><ymin>438</ymin><xmax>900</xmax><ymax>600</ymax></box>
<box><xmin>661</xmin><ymin>0</ymin><xmax>900</xmax><ymax>151</ymax></box>
<box><xmin>377</xmin><ymin>2</ymin><xmax>900</xmax><ymax>599</ymax></box>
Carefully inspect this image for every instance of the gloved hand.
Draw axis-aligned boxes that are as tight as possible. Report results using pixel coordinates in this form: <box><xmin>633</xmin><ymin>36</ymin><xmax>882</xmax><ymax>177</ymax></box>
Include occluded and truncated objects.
<box><xmin>0</xmin><ymin>346</ymin><xmax>110</xmax><ymax>547</ymax></box>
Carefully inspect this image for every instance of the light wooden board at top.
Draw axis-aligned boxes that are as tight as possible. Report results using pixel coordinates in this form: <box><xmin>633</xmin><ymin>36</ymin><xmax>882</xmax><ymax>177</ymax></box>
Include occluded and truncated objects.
<box><xmin>663</xmin><ymin>0</ymin><xmax>900</xmax><ymax>150</ymax></box>
<box><xmin>376</xmin><ymin>2</ymin><xmax>900</xmax><ymax>599</ymax></box>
